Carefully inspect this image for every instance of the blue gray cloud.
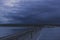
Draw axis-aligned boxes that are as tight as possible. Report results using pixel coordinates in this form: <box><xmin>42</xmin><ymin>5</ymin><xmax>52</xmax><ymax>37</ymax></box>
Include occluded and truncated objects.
<box><xmin>0</xmin><ymin>0</ymin><xmax>60</xmax><ymax>24</ymax></box>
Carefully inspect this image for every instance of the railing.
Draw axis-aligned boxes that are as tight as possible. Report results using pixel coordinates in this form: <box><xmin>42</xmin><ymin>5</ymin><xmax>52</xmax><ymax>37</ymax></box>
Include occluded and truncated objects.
<box><xmin>0</xmin><ymin>30</ymin><xmax>33</xmax><ymax>40</ymax></box>
<box><xmin>0</xmin><ymin>27</ymin><xmax>41</xmax><ymax>40</ymax></box>
<box><xmin>0</xmin><ymin>27</ymin><xmax>40</xmax><ymax>40</ymax></box>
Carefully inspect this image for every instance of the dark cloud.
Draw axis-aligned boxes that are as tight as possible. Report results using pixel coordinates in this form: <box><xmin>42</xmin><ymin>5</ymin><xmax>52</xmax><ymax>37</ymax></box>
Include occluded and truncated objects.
<box><xmin>0</xmin><ymin>0</ymin><xmax>60</xmax><ymax>24</ymax></box>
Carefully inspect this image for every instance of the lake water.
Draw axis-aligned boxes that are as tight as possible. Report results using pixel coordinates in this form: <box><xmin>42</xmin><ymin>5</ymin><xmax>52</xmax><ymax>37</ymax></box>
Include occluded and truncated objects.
<box><xmin>0</xmin><ymin>27</ymin><xmax>32</xmax><ymax>37</ymax></box>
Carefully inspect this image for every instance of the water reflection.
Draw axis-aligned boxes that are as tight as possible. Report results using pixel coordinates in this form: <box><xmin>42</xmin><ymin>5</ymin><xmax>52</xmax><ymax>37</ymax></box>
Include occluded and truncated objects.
<box><xmin>0</xmin><ymin>27</ymin><xmax>30</xmax><ymax>37</ymax></box>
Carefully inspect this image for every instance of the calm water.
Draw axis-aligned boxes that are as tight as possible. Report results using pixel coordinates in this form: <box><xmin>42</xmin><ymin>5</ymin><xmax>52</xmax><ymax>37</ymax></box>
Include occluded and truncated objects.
<box><xmin>0</xmin><ymin>27</ymin><xmax>32</xmax><ymax>37</ymax></box>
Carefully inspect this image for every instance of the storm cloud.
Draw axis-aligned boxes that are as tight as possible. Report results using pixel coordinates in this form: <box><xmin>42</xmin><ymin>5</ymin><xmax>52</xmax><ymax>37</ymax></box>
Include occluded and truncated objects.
<box><xmin>0</xmin><ymin>0</ymin><xmax>60</xmax><ymax>24</ymax></box>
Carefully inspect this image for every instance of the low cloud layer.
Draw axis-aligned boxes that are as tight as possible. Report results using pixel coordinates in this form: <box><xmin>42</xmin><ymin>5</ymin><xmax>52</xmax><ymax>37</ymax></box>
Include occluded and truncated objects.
<box><xmin>0</xmin><ymin>0</ymin><xmax>60</xmax><ymax>24</ymax></box>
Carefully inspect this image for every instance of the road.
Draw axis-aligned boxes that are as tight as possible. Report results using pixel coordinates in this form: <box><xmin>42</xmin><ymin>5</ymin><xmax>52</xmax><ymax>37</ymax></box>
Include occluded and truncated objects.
<box><xmin>35</xmin><ymin>27</ymin><xmax>60</xmax><ymax>40</ymax></box>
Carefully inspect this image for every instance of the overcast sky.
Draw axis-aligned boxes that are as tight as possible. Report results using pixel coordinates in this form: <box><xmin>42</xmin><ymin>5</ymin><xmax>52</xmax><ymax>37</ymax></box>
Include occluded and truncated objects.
<box><xmin>0</xmin><ymin>0</ymin><xmax>60</xmax><ymax>24</ymax></box>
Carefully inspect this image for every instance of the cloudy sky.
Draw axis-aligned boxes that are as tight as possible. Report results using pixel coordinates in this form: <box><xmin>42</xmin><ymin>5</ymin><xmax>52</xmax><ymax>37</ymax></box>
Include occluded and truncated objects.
<box><xmin>0</xmin><ymin>0</ymin><xmax>60</xmax><ymax>24</ymax></box>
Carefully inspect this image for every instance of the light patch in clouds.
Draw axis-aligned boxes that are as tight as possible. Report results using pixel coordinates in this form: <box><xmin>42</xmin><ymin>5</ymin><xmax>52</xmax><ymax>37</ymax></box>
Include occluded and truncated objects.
<box><xmin>2</xmin><ymin>0</ymin><xmax>20</xmax><ymax>7</ymax></box>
